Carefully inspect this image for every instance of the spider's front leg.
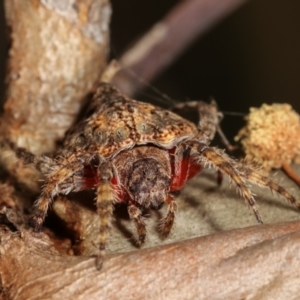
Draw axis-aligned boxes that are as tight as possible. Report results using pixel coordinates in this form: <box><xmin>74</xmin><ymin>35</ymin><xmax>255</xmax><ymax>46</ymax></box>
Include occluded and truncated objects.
<box><xmin>234</xmin><ymin>160</ymin><xmax>300</xmax><ymax>211</ymax></box>
<box><xmin>172</xmin><ymin>100</ymin><xmax>219</xmax><ymax>144</ymax></box>
<box><xmin>172</xmin><ymin>100</ymin><xmax>235</xmax><ymax>151</ymax></box>
<box><xmin>95</xmin><ymin>161</ymin><xmax>115</xmax><ymax>270</ymax></box>
<box><xmin>28</xmin><ymin>150</ymin><xmax>95</xmax><ymax>231</ymax></box>
<box><xmin>128</xmin><ymin>195</ymin><xmax>178</xmax><ymax>242</ymax></box>
<box><xmin>6</xmin><ymin>144</ymin><xmax>61</xmax><ymax>230</ymax></box>
<box><xmin>191</xmin><ymin>142</ymin><xmax>300</xmax><ymax>223</ymax></box>
<box><xmin>195</xmin><ymin>144</ymin><xmax>263</xmax><ymax>223</ymax></box>
<box><xmin>6</xmin><ymin>141</ymin><xmax>58</xmax><ymax>174</ymax></box>
<box><xmin>160</xmin><ymin>194</ymin><xmax>178</xmax><ymax>237</ymax></box>
<box><xmin>174</xmin><ymin>100</ymin><xmax>262</xmax><ymax>221</ymax></box>
<box><xmin>30</xmin><ymin>157</ymin><xmax>89</xmax><ymax>231</ymax></box>
<box><xmin>127</xmin><ymin>204</ymin><xmax>146</xmax><ymax>245</ymax></box>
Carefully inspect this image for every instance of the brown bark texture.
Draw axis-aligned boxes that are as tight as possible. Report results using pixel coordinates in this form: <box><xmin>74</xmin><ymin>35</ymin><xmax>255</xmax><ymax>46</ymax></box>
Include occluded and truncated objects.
<box><xmin>1</xmin><ymin>168</ymin><xmax>300</xmax><ymax>300</ymax></box>
<box><xmin>1</xmin><ymin>208</ymin><xmax>300</xmax><ymax>300</ymax></box>
<box><xmin>2</xmin><ymin>0</ymin><xmax>110</xmax><ymax>154</ymax></box>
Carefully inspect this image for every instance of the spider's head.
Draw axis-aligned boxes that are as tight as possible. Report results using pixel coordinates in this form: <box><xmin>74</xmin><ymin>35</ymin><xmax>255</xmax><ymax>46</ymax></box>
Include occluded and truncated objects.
<box><xmin>128</xmin><ymin>158</ymin><xmax>171</xmax><ymax>208</ymax></box>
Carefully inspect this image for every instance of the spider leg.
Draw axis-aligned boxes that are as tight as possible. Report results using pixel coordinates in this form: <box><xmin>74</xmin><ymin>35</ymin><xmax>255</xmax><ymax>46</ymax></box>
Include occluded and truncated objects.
<box><xmin>30</xmin><ymin>192</ymin><xmax>53</xmax><ymax>231</ymax></box>
<box><xmin>128</xmin><ymin>204</ymin><xmax>146</xmax><ymax>245</ymax></box>
<box><xmin>31</xmin><ymin>154</ymin><xmax>92</xmax><ymax>231</ymax></box>
<box><xmin>160</xmin><ymin>195</ymin><xmax>177</xmax><ymax>237</ymax></box>
<box><xmin>173</xmin><ymin>100</ymin><xmax>236</xmax><ymax>151</ymax></box>
<box><xmin>172</xmin><ymin>100</ymin><xmax>219</xmax><ymax>145</ymax></box>
<box><xmin>5</xmin><ymin>140</ymin><xmax>57</xmax><ymax>174</ymax></box>
<box><xmin>95</xmin><ymin>162</ymin><xmax>115</xmax><ymax>270</ymax></box>
<box><xmin>235</xmin><ymin>162</ymin><xmax>300</xmax><ymax>211</ymax></box>
<box><xmin>195</xmin><ymin>144</ymin><xmax>263</xmax><ymax>223</ymax></box>
<box><xmin>3</xmin><ymin>140</ymin><xmax>91</xmax><ymax>229</ymax></box>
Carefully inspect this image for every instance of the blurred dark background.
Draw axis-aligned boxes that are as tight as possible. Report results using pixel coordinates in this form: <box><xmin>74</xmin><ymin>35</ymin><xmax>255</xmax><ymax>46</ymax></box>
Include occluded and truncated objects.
<box><xmin>110</xmin><ymin>0</ymin><xmax>300</xmax><ymax>139</ymax></box>
<box><xmin>0</xmin><ymin>0</ymin><xmax>300</xmax><ymax>140</ymax></box>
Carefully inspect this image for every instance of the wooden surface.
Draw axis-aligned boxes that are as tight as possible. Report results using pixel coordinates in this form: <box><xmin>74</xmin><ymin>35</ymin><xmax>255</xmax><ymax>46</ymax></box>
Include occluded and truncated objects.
<box><xmin>2</xmin><ymin>0</ymin><xmax>110</xmax><ymax>153</ymax></box>
<box><xmin>1</xmin><ymin>167</ymin><xmax>300</xmax><ymax>299</ymax></box>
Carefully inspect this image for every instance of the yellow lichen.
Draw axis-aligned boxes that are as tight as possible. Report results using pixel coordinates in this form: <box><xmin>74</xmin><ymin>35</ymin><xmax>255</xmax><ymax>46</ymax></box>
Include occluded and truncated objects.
<box><xmin>235</xmin><ymin>103</ymin><xmax>300</xmax><ymax>171</ymax></box>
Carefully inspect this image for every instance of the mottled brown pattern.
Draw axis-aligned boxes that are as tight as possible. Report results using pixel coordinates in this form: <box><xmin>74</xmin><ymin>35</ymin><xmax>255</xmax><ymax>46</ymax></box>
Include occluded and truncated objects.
<box><xmin>61</xmin><ymin>83</ymin><xmax>198</xmax><ymax>158</ymax></box>
<box><xmin>8</xmin><ymin>82</ymin><xmax>300</xmax><ymax>270</ymax></box>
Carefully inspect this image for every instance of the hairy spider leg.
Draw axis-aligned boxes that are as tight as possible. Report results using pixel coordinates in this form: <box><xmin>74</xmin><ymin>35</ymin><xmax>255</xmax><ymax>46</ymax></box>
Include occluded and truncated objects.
<box><xmin>172</xmin><ymin>100</ymin><xmax>236</xmax><ymax>152</ymax></box>
<box><xmin>160</xmin><ymin>194</ymin><xmax>178</xmax><ymax>237</ymax></box>
<box><xmin>8</xmin><ymin>143</ymin><xmax>57</xmax><ymax>174</ymax></box>
<box><xmin>176</xmin><ymin>100</ymin><xmax>300</xmax><ymax>223</ymax></box>
<box><xmin>95</xmin><ymin>161</ymin><xmax>115</xmax><ymax>270</ymax></box>
<box><xmin>197</xmin><ymin>145</ymin><xmax>263</xmax><ymax>223</ymax></box>
<box><xmin>172</xmin><ymin>101</ymin><xmax>262</xmax><ymax>222</ymax></box>
<box><xmin>10</xmin><ymin>143</ymin><xmax>96</xmax><ymax>231</ymax></box>
<box><xmin>31</xmin><ymin>153</ymin><xmax>93</xmax><ymax>231</ymax></box>
<box><xmin>172</xmin><ymin>100</ymin><xmax>219</xmax><ymax>144</ymax></box>
<box><xmin>174</xmin><ymin>101</ymin><xmax>264</xmax><ymax>222</ymax></box>
<box><xmin>11</xmin><ymin>141</ymin><xmax>121</xmax><ymax>270</ymax></box>
<box><xmin>234</xmin><ymin>161</ymin><xmax>300</xmax><ymax>211</ymax></box>
<box><xmin>173</xmin><ymin>100</ymin><xmax>226</xmax><ymax>186</ymax></box>
<box><xmin>127</xmin><ymin>204</ymin><xmax>146</xmax><ymax>245</ymax></box>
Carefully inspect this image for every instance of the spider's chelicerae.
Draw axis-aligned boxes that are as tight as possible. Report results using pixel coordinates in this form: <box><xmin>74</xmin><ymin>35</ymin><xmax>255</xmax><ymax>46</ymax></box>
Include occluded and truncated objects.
<box><xmin>12</xmin><ymin>82</ymin><xmax>300</xmax><ymax>270</ymax></box>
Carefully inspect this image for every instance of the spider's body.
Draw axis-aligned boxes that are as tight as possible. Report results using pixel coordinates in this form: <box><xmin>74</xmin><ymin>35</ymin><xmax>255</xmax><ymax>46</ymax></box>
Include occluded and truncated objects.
<box><xmin>14</xmin><ymin>82</ymin><xmax>300</xmax><ymax>270</ymax></box>
<box><xmin>81</xmin><ymin>145</ymin><xmax>201</xmax><ymax>204</ymax></box>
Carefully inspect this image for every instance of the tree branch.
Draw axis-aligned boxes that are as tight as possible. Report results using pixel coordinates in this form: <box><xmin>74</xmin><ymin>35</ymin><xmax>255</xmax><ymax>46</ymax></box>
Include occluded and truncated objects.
<box><xmin>1</xmin><ymin>214</ymin><xmax>300</xmax><ymax>299</ymax></box>
<box><xmin>2</xmin><ymin>0</ymin><xmax>111</xmax><ymax>154</ymax></box>
<box><xmin>111</xmin><ymin>0</ymin><xmax>249</xmax><ymax>96</ymax></box>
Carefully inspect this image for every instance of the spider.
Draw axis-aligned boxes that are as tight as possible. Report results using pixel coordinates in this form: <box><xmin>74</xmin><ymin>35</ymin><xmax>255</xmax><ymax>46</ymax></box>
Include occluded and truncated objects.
<box><xmin>12</xmin><ymin>82</ymin><xmax>300</xmax><ymax>270</ymax></box>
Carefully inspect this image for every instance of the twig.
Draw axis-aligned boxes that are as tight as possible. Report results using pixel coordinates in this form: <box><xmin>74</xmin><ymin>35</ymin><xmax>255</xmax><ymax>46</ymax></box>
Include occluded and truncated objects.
<box><xmin>111</xmin><ymin>0</ymin><xmax>249</xmax><ymax>96</ymax></box>
<box><xmin>282</xmin><ymin>163</ymin><xmax>300</xmax><ymax>187</ymax></box>
<box><xmin>2</xmin><ymin>219</ymin><xmax>300</xmax><ymax>299</ymax></box>
<box><xmin>2</xmin><ymin>0</ymin><xmax>110</xmax><ymax>154</ymax></box>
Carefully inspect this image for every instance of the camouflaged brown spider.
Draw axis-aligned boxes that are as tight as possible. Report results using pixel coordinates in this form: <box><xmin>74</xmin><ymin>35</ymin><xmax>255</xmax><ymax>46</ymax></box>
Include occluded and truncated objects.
<box><xmin>14</xmin><ymin>82</ymin><xmax>300</xmax><ymax>270</ymax></box>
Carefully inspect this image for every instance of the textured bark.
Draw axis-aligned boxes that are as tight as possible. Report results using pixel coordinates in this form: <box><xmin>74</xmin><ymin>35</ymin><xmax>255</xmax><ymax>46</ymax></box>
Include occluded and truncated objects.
<box><xmin>2</xmin><ymin>0</ymin><xmax>111</xmax><ymax>154</ymax></box>
<box><xmin>1</xmin><ymin>210</ymin><xmax>300</xmax><ymax>300</ymax></box>
<box><xmin>1</xmin><ymin>167</ymin><xmax>300</xmax><ymax>299</ymax></box>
